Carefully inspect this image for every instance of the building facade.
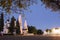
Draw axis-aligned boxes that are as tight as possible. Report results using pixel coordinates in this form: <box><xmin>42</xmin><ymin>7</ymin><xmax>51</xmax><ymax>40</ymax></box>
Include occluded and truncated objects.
<box><xmin>44</xmin><ymin>28</ymin><xmax>60</xmax><ymax>35</ymax></box>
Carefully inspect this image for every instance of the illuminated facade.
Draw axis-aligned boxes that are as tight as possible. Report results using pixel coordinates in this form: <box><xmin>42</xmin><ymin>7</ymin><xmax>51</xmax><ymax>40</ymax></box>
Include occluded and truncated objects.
<box><xmin>1</xmin><ymin>14</ymin><xmax>28</xmax><ymax>35</ymax></box>
<box><xmin>23</xmin><ymin>20</ymin><xmax>28</xmax><ymax>35</ymax></box>
<box><xmin>51</xmin><ymin>28</ymin><xmax>60</xmax><ymax>35</ymax></box>
<box><xmin>18</xmin><ymin>14</ymin><xmax>28</xmax><ymax>35</ymax></box>
<box><xmin>44</xmin><ymin>28</ymin><xmax>60</xmax><ymax>35</ymax></box>
<box><xmin>2</xmin><ymin>20</ymin><xmax>10</xmax><ymax>34</ymax></box>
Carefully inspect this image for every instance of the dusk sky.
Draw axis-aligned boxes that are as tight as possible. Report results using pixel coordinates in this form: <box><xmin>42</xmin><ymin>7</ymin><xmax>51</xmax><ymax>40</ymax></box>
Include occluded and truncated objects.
<box><xmin>7</xmin><ymin>0</ymin><xmax>60</xmax><ymax>31</ymax></box>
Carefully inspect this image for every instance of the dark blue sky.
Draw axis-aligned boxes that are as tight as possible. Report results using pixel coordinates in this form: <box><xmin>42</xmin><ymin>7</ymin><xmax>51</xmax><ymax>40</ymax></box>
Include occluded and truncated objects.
<box><xmin>12</xmin><ymin>1</ymin><xmax>60</xmax><ymax>31</ymax></box>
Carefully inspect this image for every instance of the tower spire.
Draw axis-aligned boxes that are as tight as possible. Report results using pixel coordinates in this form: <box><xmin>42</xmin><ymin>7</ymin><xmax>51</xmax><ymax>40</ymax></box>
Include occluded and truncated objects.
<box><xmin>23</xmin><ymin>19</ymin><xmax>28</xmax><ymax>35</ymax></box>
<box><xmin>24</xmin><ymin>20</ymin><xmax>28</xmax><ymax>30</ymax></box>
<box><xmin>18</xmin><ymin>14</ymin><xmax>23</xmax><ymax>34</ymax></box>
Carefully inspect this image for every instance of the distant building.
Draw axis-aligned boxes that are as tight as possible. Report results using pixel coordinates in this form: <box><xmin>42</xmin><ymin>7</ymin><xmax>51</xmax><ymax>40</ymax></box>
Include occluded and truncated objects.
<box><xmin>18</xmin><ymin>14</ymin><xmax>23</xmax><ymax>34</ymax></box>
<box><xmin>13</xmin><ymin>20</ymin><xmax>17</xmax><ymax>35</ymax></box>
<box><xmin>23</xmin><ymin>20</ymin><xmax>28</xmax><ymax>35</ymax></box>
<box><xmin>2</xmin><ymin>19</ymin><xmax>10</xmax><ymax>34</ymax></box>
<box><xmin>1</xmin><ymin>14</ymin><xmax>32</xmax><ymax>35</ymax></box>
<box><xmin>44</xmin><ymin>28</ymin><xmax>60</xmax><ymax>35</ymax></box>
<box><xmin>18</xmin><ymin>14</ymin><xmax>28</xmax><ymax>35</ymax></box>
